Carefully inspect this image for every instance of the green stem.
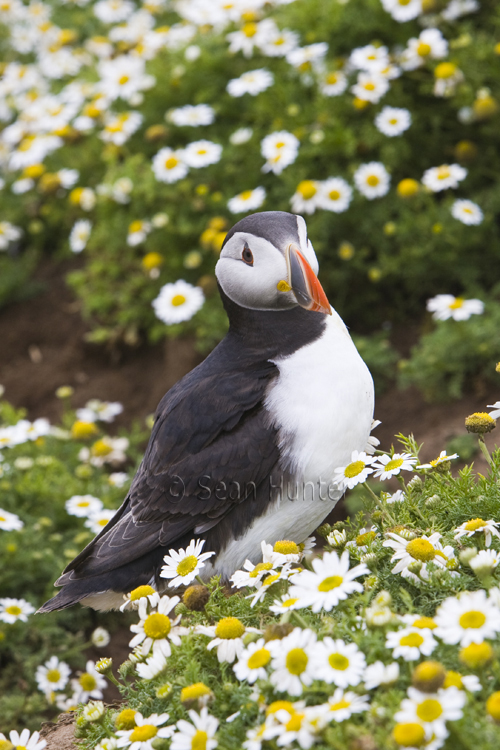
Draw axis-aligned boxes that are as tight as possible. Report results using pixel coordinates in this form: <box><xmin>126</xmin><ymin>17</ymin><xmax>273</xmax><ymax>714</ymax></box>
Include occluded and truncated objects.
<box><xmin>363</xmin><ymin>483</ymin><xmax>397</xmax><ymax>525</ymax></box>
<box><xmin>478</xmin><ymin>436</ymin><xmax>492</xmax><ymax>467</ymax></box>
<box><xmin>291</xmin><ymin>611</ymin><xmax>310</xmax><ymax>629</ymax></box>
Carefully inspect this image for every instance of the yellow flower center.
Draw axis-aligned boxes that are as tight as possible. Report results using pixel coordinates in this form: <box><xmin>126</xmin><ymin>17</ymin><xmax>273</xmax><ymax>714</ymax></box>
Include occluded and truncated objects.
<box><xmin>328</xmin><ymin>653</ymin><xmax>349</xmax><ymax>670</ymax></box>
<box><xmin>356</xmin><ymin>531</ymin><xmax>376</xmax><ymax>546</ymax></box>
<box><xmin>416</xmin><ymin>699</ymin><xmax>443</xmax><ymax>722</ymax></box>
<box><xmin>165</xmin><ymin>157</ymin><xmax>179</xmax><ymax>169</ymax></box>
<box><xmin>464</xmin><ymin>519</ymin><xmax>486</xmax><ymax>531</ymax></box>
<box><xmin>286</xmin><ymin>648</ymin><xmax>308</xmax><ymax>675</ymax></box>
<box><xmin>344</xmin><ymin>460</ymin><xmax>365</xmax><ymax>478</ymax></box>
<box><xmin>460</xmin><ymin>642</ymin><xmax>493</xmax><ymax>668</ymax></box>
<box><xmin>297</xmin><ymin>180</ymin><xmax>317</xmax><ymax>200</ymax></box>
<box><xmin>273</xmin><ymin>540</ymin><xmax>299</xmax><ymax>555</ymax></box>
<box><xmin>46</xmin><ymin>669</ymin><xmax>61</xmax><ymax>683</ymax></box>
<box><xmin>280</xmin><ymin>597</ymin><xmax>299</xmax><ymax>609</ymax></box>
<box><xmin>215</xmin><ymin>617</ymin><xmax>245</xmax><ymax>639</ymax></box>
<box><xmin>406</xmin><ymin>538</ymin><xmax>436</xmax><ymax>562</ymax></box>
<box><xmin>0</xmin><ymin>516</ymin><xmax>6</xmax><ymax>522</ymax></box>
<box><xmin>92</xmin><ymin>439</ymin><xmax>113</xmax><ymax>457</ymax></box>
<box><xmin>129</xmin><ymin>725</ymin><xmax>157</xmax><ymax>743</ymax></box>
<box><xmin>142</xmin><ymin>252</ymin><xmax>163</xmax><ymax>271</ymax></box>
<box><xmin>417</xmin><ymin>42</ymin><xmax>432</xmax><ymax>57</ymax></box>
<box><xmin>413</xmin><ymin>617</ymin><xmax>437</xmax><ymax>630</ymax></box>
<box><xmin>318</xmin><ymin>575</ymin><xmax>343</xmax><ymax>592</ymax></box>
<box><xmin>366</xmin><ymin>175</ymin><xmax>380</xmax><ymax>187</ymax></box>
<box><xmin>266</xmin><ymin>700</ymin><xmax>295</xmax><ymax>715</ymax></box>
<box><xmin>71</xmin><ymin>421</ymin><xmax>98</xmax><ymax>439</ymax></box>
<box><xmin>330</xmin><ymin>699</ymin><xmax>351</xmax><ymax>711</ymax></box>
<box><xmin>436</xmin><ymin>166</ymin><xmax>451</xmax><ymax>180</ymax></box>
<box><xmin>129</xmin><ymin>585</ymin><xmax>155</xmax><ymax>601</ymax></box>
<box><xmin>384</xmin><ymin>457</ymin><xmax>404</xmax><ymax>472</ymax></box>
<box><xmin>249</xmin><ymin>562</ymin><xmax>273</xmax><ymax>578</ymax></box>
<box><xmin>397</xmin><ymin>178</ymin><xmax>419</xmax><ymax>197</ymax></box>
<box><xmin>191</xmin><ymin>730</ymin><xmax>208</xmax><ymax>750</ymax></box>
<box><xmin>434</xmin><ymin>62</ymin><xmax>457</xmax><ymax>79</ymax></box>
<box><xmin>243</xmin><ymin>21</ymin><xmax>257</xmax><ymax>37</ymax></box>
<box><xmin>239</xmin><ymin>190</ymin><xmax>253</xmax><ymax>201</ymax></box>
<box><xmin>116</xmin><ymin>708</ymin><xmax>137</xmax><ymax>730</ymax></box>
<box><xmin>180</xmin><ymin>683</ymin><xmax>211</xmax><ymax>702</ymax></box>
<box><xmin>329</xmin><ymin>190</ymin><xmax>341</xmax><ymax>200</ymax></box>
<box><xmin>443</xmin><ymin>670</ymin><xmax>463</xmax><ymax>689</ymax></box>
<box><xmin>79</xmin><ymin>673</ymin><xmax>97</xmax><ymax>692</ymax></box>
<box><xmin>459</xmin><ymin>611</ymin><xmax>486</xmax><ymax>629</ymax></box>
<box><xmin>486</xmin><ymin>692</ymin><xmax>500</xmax><ymax>721</ymax></box>
<box><xmin>285</xmin><ymin>714</ymin><xmax>304</xmax><ymax>732</ymax></box>
<box><xmin>129</xmin><ymin>220</ymin><xmax>144</xmax><ymax>233</ymax></box>
<box><xmin>326</xmin><ymin>72</ymin><xmax>339</xmax><ymax>84</ymax></box>
<box><xmin>263</xmin><ymin>573</ymin><xmax>281</xmax><ymax>587</ymax></box>
<box><xmin>392</xmin><ymin>723</ymin><xmax>426</xmax><ymax>747</ymax></box>
<box><xmin>399</xmin><ymin>632</ymin><xmax>424</xmax><ymax>648</ymax></box>
<box><xmin>171</xmin><ymin>294</ymin><xmax>187</xmax><ymax>308</ymax></box>
<box><xmin>449</xmin><ymin>297</ymin><xmax>464</xmax><ymax>309</ymax></box>
<box><xmin>143</xmin><ymin>612</ymin><xmax>171</xmax><ymax>639</ymax></box>
<box><xmin>247</xmin><ymin>648</ymin><xmax>271</xmax><ymax>669</ymax></box>
<box><xmin>363</xmin><ymin>82</ymin><xmax>376</xmax><ymax>91</ymax></box>
<box><xmin>6</xmin><ymin>606</ymin><xmax>22</xmax><ymax>616</ymax></box>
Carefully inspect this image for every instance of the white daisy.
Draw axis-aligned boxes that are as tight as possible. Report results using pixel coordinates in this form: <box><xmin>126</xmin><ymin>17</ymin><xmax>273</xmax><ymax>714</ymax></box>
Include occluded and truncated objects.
<box><xmin>451</xmin><ymin>199</ymin><xmax>483</xmax><ymax>225</ymax></box>
<box><xmin>426</xmin><ymin>294</ymin><xmax>484</xmax><ymax>321</ymax></box>
<box><xmin>116</xmin><ymin>712</ymin><xmax>173</xmax><ymax>750</ymax></box>
<box><xmin>286</xmin><ymin>43</ymin><xmax>328</xmax><ymax>72</ymax></box>
<box><xmin>401</xmin><ymin>29</ymin><xmax>448</xmax><ymax>71</ymax></box>
<box><xmin>288</xmin><ymin>550</ymin><xmax>368</xmax><ymax>613</ymax></box>
<box><xmin>247</xmin><ymin>565</ymin><xmax>296</xmax><ymax>607</ymax></box>
<box><xmin>317</xmin><ymin>178</ymin><xmax>352</xmax><ymax>213</ymax></box>
<box><xmin>381</xmin><ymin>0</ymin><xmax>423</xmax><ymax>23</ymax></box>
<box><xmin>417</xmin><ymin>450</ymin><xmax>460</xmax><ymax>469</ymax></box>
<box><xmin>152</xmin><ymin>281</ymin><xmax>205</xmax><ymax>325</ymax></box>
<box><xmin>0</xmin><ymin>597</ymin><xmax>35</xmax><ymax>623</ymax></box>
<box><xmin>230</xmin><ymin>559</ymin><xmax>279</xmax><ymax>589</ymax></box>
<box><xmin>268</xmin><ymin>594</ymin><xmax>301</xmax><ymax>616</ymax></box>
<box><xmin>167</xmin><ymin>104</ymin><xmax>215</xmax><ymax>127</ymax></box>
<box><xmin>354</xmin><ymin>162</ymin><xmax>391</xmax><ymax>199</ymax></box>
<box><xmin>350</xmin><ymin>44</ymin><xmax>390</xmax><ymax>72</ymax></box>
<box><xmin>260</xmin><ymin>131</ymin><xmax>299</xmax><ymax>175</ymax></box>
<box><xmin>422</xmin><ymin>164</ymin><xmax>467</xmax><ymax>192</ymax></box>
<box><xmin>383</xmin><ymin>532</ymin><xmax>456</xmax><ymax>583</ymax></box>
<box><xmin>183</xmin><ymin>140</ymin><xmax>222</xmax><ymax>168</ymax></box>
<box><xmin>227</xmin><ymin>69</ymin><xmax>274</xmax><ymax>97</ymax></box>
<box><xmin>92</xmin><ymin>627</ymin><xmax>111</xmax><ymax>647</ymax></box>
<box><xmin>233</xmin><ymin>638</ymin><xmax>272</xmax><ymax>683</ymax></box>
<box><xmin>71</xmin><ymin>660</ymin><xmax>107</xmax><ymax>702</ymax></box>
<box><xmin>160</xmin><ymin>539</ymin><xmax>215</xmax><ymax>586</ymax></box>
<box><xmin>488</xmin><ymin>401</ymin><xmax>500</xmax><ymax>419</ymax></box>
<box><xmin>364</xmin><ymin>660</ymin><xmax>400</xmax><ymax>689</ymax></box>
<box><xmin>395</xmin><ymin>686</ymin><xmax>466</xmax><ymax>738</ymax></box>
<box><xmin>227</xmin><ymin>187</ymin><xmax>266</xmax><ymax>214</ymax></box>
<box><xmin>311</xmin><ymin>638</ymin><xmax>366</xmax><ymax>687</ymax></box>
<box><xmin>386</xmin><ymin>490</ymin><xmax>406</xmax><ymax>503</ymax></box>
<box><xmin>470</xmin><ymin>549</ymin><xmax>500</xmax><ymax>575</ymax></box>
<box><xmin>94</xmin><ymin>0</ymin><xmax>134</xmax><ymax>23</ymax></box>
<box><xmin>257</xmin><ymin>24</ymin><xmax>299</xmax><ymax>58</ymax></box>
<box><xmin>7</xmin><ymin>730</ymin><xmax>46</xmax><ymax>750</ymax></box>
<box><xmin>442</xmin><ymin>0</ymin><xmax>479</xmax><ymax>21</ymax></box>
<box><xmin>69</xmin><ymin>219</ymin><xmax>92</xmax><ymax>253</ymax></box>
<box><xmin>135</xmin><ymin>652</ymin><xmax>169</xmax><ymax>680</ymax></box>
<box><xmin>171</xmin><ymin>707</ymin><xmax>218</xmax><ymax>750</ymax></box>
<box><xmin>129</xmin><ymin>594</ymin><xmax>182</xmax><ymax>659</ymax></box>
<box><xmin>372</xmin><ymin>452</ymin><xmax>417</xmax><ymax>480</ymax></box>
<box><xmin>85</xmin><ymin>509</ymin><xmax>116</xmax><ymax>535</ymax></box>
<box><xmin>109</xmin><ymin>472</ymin><xmax>129</xmax><ymax>488</ymax></box>
<box><xmin>386</xmin><ymin>626</ymin><xmax>437</xmax><ymax>661</ymax></box>
<box><xmin>152</xmin><ymin>147</ymin><xmax>188</xmax><ymax>184</ymax></box>
<box><xmin>263</xmin><ymin>704</ymin><xmax>323</xmax><ymax>748</ymax></box>
<box><xmin>268</xmin><ymin>628</ymin><xmax>318</xmax><ymax>696</ymax></box>
<box><xmin>434</xmin><ymin>590</ymin><xmax>500</xmax><ymax>646</ymax></box>
<box><xmin>454</xmin><ymin>518</ymin><xmax>500</xmax><ymax>547</ymax></box>
<box><xmin>443</xmin><ymin>671</ymin><xmax>481</xmax><ymax>692</ymax></box>
<box><xmin>333</xmin><ymin>450</ymin><xmax>375</xmax><ymax>490</ymax></box>
<box><xmin>229</xmin><ymin>127</ymin><xmax>253</xmax><ymax>145</ymax></box>
<box><xmin>325</xmin><ymin>689</ymin><xmax>370</xmax><ymax>722</ymax></box>
<box><xmin>0</xmin><ymin>508</ymin><xmax>23</xmax><ymax>531</ymax></box>
<box><xmin>351</xmin><ymin>72</ymin><xmax>389</xmax><ymax>103</ymax></box>
<box><xmin>100</xmin><ymin>111</ymin><xmax>143</xmax><ymax>146</ymax></box>
<box><xmin>375</xmin><ymin>106</ymin><xmax>412</xmax><ymax>137</ymax></box>
<box><xmin>0</xmin><ymin>221</ymin><xmax>22</xmax><ymax>250</ymax></box>
<box><xmin>197</xmin><ymin>617</ymin><xmax>260</xmax><ymax>663</ymax></box>
<box><xmin>127</xmin><ymin>220</ymin><xmax>152</xmax><ymax>247</ymax></box>
<box><xmin>65</xmin><ymin>494</ymin><xmax>103</xmax><ymax>518</ymax></box>
<box><xmin>319</xmin><ymin>70</ymin><xmax>348</xmax><ymax>96</ymax></box>
<box><xmin>290</xmin><ymin>180</ymin><xmax>321</xmax><ymax>215</ymax></box>
<box><xmin>77</xmin><ymin>400</ymin><xmax>123</xmax><ymax>423</ymax></box>
<box><xmin>35</xmin><ymin>656</ymin><xmax>71</xmax><ymax>695</ymax></box>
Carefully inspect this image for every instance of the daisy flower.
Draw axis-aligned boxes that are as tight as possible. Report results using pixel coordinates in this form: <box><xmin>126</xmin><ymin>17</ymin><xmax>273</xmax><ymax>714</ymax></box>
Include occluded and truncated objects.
<box><xmin>230</xmin><ymin>559</ymin><xmax>278</xmax><ymax>589</ymax></box>
<box><xmin>372</xmin><ymin>452</ymin><xmax>417</xmax><ymax>480</ymax></box>
<box><xmin>261</xmin><ymin>539</ymin><xmax>301</xmax><ymax>566</ymax></box>
<box><xmin>79</xmin><ymin>436</ymin><xmax>129</xmax><ymax>467</ymax></box>
<box><xmin>135</xmin><ymin>652</ymin><xmax>169</xmax><ymax>680</ymax></box>
<box><xmin>0</xmin><ymin>597</ymin><xmax>35</xmax><ymax>623</ymax></box>
<box><xmin>434</xmin><ymin>590</ymin><xmax>500</xmax><ymax>646</ymax></box>
<box><xmin>395</xmin><ymin>686</ymin><xmax>466</xmax><ymax>739</ymax></box>
<box><xmin>120</xmin><ymin>585</ymin><xmax>159</xmax><ymax>613</ymax></box>
<box><xmin>85</xmin><ymin>509</ymin><xmax>116</xmax><ymax>535</ymax></box>
<box><xmin>65</xmin><ymin>494</ymin><xmax>103</xmax><ymax>518</ymax></box>
<box><xmin>167</xmin><ymin>104</ymin><xmax>215</xmax><ymax>127</ymax></box>
<box><xmin>325</xmin><ymin>689</ymin><xmax>370</xmax><ymax>722</ymax></box>
<box><xmin>311</xmin><ymin>638</ymin><xmax>366</xmax><ymax>687</ymax></box>
<box><xmin>127</xmin><ymin>220</ymin><xmax>152</xmax><ymax>247</ymax></box>
<box><xmin>229</xmin><ymin>127</ymin><xmax>253</xmax><ymax>145</ymax></box>
<box><xmin>69</xmin><ymin>219</ymin><xmax>92</xmax><ymax>253</ymax></box>
<box><xmin>7</xmin><ymin>730</ymin><xmax>46</xmax><ymax>750</ymax></box>
<box><xmin>354</xmin><ymin>162</ymin><xmax>390</xmax><ymax>200</ymax></box>
<box><xmin>317</xmin><ymin>178</ymin><xmax>352</xmax><ymax>213</ymax></box>
<box><xmin>469</xmin><ymin>549</ymin><xmax>500</xmax><ymax>575</ymax></box>
<box><xmin>152</xmin><ymin>147</ymin><xmax>188</xmax><ymax>184</ymax></box>
<box><xmin>116</xmin><ymin>712</ymin><xmax>174</xmax><ymax>750</ymax></box>
<box><xmin>263</xmin><ymin>704</ymin><xmax>322</xmax><ymax>748</ymax></box>
<box><xmin>233</xmin><ymin>638</ymin><xmax>272</xmax><ymax>683</ymax></box>
<box><xmin>443</xmin><ymin>670</ymin><xmax>481</xmax><ymax>692</ymax></box>
<box><xmin>417</xmin><ymin>450</ymin><xmax>459</xmax><ymax>469</ymax></box>
<box><xmin>350</xmin><ymin>44</ymin><xmax>390</xmax><ymax>72</ymax></box>
<box><xmin>228</xmin><ymin>187</ymin><xmax>266</xmax><ymax>214</ymax></box>
<box><xmin>92</xmin><ymin>627</ymin><xmax>111</xmax><ymax>648</ymax></box>
<box><xmin>319</xmin><ymin>70</ymin><xmax>348</xmax><ymax>96</ymax></box>
<box><xmin>183</xmin><ymin>140</ymin><xmax>222</xmax><ymax>168</ymax></box>
<box><xmin>260</xmin><ymin>131</ymin><xmax>299</xmax><ymax>175</ymax></box>
<box><xmin>454</xmin><ymin>518</ymin><xmax>500</xmax><ymax>547</ymax></box>
<box><xmin>333</xmin><ymin>450</ymin><xmax>375</xmax><ymax>490</ymax></box>
<box><xmin>386</xmin><ymin>490</ymin><xmax>406</xmax><ymax>503</ymax></box>
<box><xmin>386</xmin><ymin>626</ymin><xmax>437</xmax><ymax>661</ymax></box>
<box><xmin>351</xmin><ymin>72</ymin><xmax>389</xmax><ymax>103</ymax></box>
<box><xmin>171</xmin><ymin>707</ymin><xmax>218</xmax><ymax>750</ymax></box>
<box><xmin>364</xmin><ymin>661</ymin><xmax>399</xmax><ymax>689</ymax></box>
<box><xmin>77</xmin><ymin>400</ymin><xmax>123</xmax><ymax>423</ymax></box>
<box><xmin>152</xmin><ymin>281</ymin><xmax>205</xmax><ymax>325</ymax></box>
<box><xmin>383</xmin><ymin>532</ymin><xmax>456</xmax><ymax>583</ymax></box>
<box><xmin>290</xmin><ymin>180</ymin><xmax>321</xmax><ymax>214</ymax></box>
<box><xmin>375</xmin><ymin>106</ymin><xmax>412</xmax><ymax>137</ymax></box>
<box><xmin>197</xmin><ymin>616</ymin><xmax>260</xmax><ymax>663</ymax></box>
<box><xmin>0</xmin><ymin>221</ymin><xmax>22</xmax><ymax>250</ymax></box>
<box><xmin>268</xmin><ymin>628</ymin><xmax>318</xmax><ymax>696</ymax></box>
<box><xmin>381</xmin><ymin>0</ymin><xmax>423</xmax><ymax>23</ymax></box>
<box><xmin>227</xmin><ymin>69</ymin><xmax>274</xmax><ymax>97</ymax></box>
<box><xmin>247</xmin><ymin>565</ymin><xmax>296</xmax><ymax>607</ymax></box>
<box><xmin>422</xmin><ymin>164</ymin><xmax>467</xmax><ymax>192</ymax></box>
<box><xmin>160</xmin><ymin>539</ymin><xmax>215</xmax><ymax>587</ymax></box>
<box><xmin>71</xmin><ymin>660</ymin><xmax>107</xmax><ymax>702</ymax></box>
<box><xmin>286</xmin><ymin>43</ymin><xmax>328</xmax><ymax>72</ymax></box>
<box><xmin>0</xmin><ymin>507</ymin><xmax>23</xmax><ymax>531</ymax></box>
<box><xmin>35</xmin><ymin>656</ymin><xmax>71</xmax><ymax>695</ymax></box>
<box><xmin>129</xmin><ymin>594</ymin><xmax>182</xmax><ymax>659</ymax></box>
<box><xmin>451</xmin><ymin>199</ymin><xmax>483</xmax><ymax>225</ymax></box>
<box><xmin>426</xmin><ymin>294</ymin><xmax>484</xmax><ymax>321</ymax></box>
<box><xmin>268</xmin><ymin>593</ymin><xmax>301</xmax><ymax>615</ymax></box>
<box><xmin>288</xmin><ymin>550</ymin><xmax>368</xmax><ymax>613</ymax></box>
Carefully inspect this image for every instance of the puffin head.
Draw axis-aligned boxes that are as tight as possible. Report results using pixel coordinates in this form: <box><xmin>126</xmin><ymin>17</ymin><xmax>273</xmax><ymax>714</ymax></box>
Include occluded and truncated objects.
<box><xmin>215</xmin><ymin>211</ymin><xmax>331</xmax><ymax>315</ymax></box>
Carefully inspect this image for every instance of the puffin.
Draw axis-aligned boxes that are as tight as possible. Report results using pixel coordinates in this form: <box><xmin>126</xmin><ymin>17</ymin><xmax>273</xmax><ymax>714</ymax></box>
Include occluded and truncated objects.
<box><xmin>40</xmin><ymin>211</ymin><xmax>374</xmax><ymax>612</ymax></box>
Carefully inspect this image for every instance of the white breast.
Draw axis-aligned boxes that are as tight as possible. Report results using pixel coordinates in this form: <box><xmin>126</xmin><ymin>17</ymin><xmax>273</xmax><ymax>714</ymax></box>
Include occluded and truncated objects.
<box><xmin>207</xmin><ymin>311</ymin><xmax>375</xmax><ymax>580</ymax></box>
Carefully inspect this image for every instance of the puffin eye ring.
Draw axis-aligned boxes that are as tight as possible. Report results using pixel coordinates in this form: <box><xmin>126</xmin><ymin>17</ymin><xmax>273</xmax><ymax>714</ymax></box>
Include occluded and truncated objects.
<box><xmin>241</xmin><ymin>244</ymin><xmax>254</xmax><ymax>266</ymax></box>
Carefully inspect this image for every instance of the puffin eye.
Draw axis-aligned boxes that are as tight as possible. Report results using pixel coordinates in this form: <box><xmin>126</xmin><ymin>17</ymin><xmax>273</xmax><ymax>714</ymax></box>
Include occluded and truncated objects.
<box><xmin>241</xmin><ymin>244</ymin><xmax>254</xmax><ymax>266</ymax></box>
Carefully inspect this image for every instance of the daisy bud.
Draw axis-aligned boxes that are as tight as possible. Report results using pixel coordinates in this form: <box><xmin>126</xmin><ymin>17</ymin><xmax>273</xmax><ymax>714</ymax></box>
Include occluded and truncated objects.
<box><xmin>486</xmin><ymin>691</ymin><xmax>500</xmax><ymax>722</ymax></box>
<box><xmin>460</xmin><ymin>642</ymin><xmax>493</xmax><ymax>669</ymax></box>
<box><xmin>151</xmin><ymin>741</ymin><xmax>169</xmax><ymax>750</ymax></box>
<box><xmin>83</xmin><ymin>700</ymin><xmax>105</xmax><ymax>722</ymax></box>
<box><xmin>156</xmin><ymin>683</ymin><xmax>173</xmax><ymax>699</ymax></box>
<box><xmin>361</xmin><ymin>552</ymin><xmax>377</xmax><ymax>566</ymax></box>
<box><xmin>364</xmin><ymin>575</ymin><xmax>379</xmax><ymax>592</ymax></box>
<box><xmin>365</xmin><ymin>605</ymin><xmax>392</xmax><ymax>626</ymax></box>
<box><xmin>459</xmin><ymin>547</ymin><xmax>478</xmax><ymax>566</ymax></box>
<box><xmin>327</xmin><ymin>529</ymin><xmax>347</xmax><ymax>547</ymax></box>
<box><xmin>397</xmin><ymin>179</ymin><xmax>419</xmax><ymax>198</ymax></box>
<box><xmin>115</xmin><ymin>708</ymin><xmax>137</xmax><ymax>730</ymax></box>
<box><xmin>0</xmin><ymin>740</ymin><xmax>14</xmax><ymax>750</ymax></box>
<box><xmin>183</xmin><ymin>584</ymin><xmax>210</xmax><ymax>611</ymax></box>
<box><xmin>263</xmin><ymin>623</ymin><xmax>294</xmax><ymax>642</ymax></box>
<box><xmin>407</xmin><ymin>561</ymin><xmax>423</xmax><ymax>576</ymax></box>
<box><xmin>95</xmin><ymin>657</ymin><xmax>113</xmax><ymax>676</ymax></box>
<box><xmin>374</xmin><ymin>590</ymin><xmax>392</xmax><ymax>607</ymax></box>
<box><xmin>407</xmin><ymin>476</ymin><xmax>423</xmax><ymax>491</ymax></box>
<box><xmin>56</xmin><ymin>386</ymin><xmax>74</xmax><ymax>399</ymax></box>
<box><xmin>412</xmin><ymin>661</ymin><xmax>446</xmax><ymax>693</ymax></box>
<box><xmin>180</xmin><ymin>682</ymin><xmax>214</xmax><ymax>709</ymax></box>
<box><xmin>392</xmin><ymin>723</ymin><xmax>426</xmax><ymax>748</ymax></box>
<box><xmin>465</xmin><ymin>412</ymin><xmax>496</xmax><ymax>434</ymax></box>
<box><xmin>425</xmin><ymin>494</ymin><xmax>441</xmax><ymax>506</ymax></box>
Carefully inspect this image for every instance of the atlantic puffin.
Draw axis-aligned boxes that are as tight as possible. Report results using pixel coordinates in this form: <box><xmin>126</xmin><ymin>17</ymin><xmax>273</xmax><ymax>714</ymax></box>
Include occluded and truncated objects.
<box><xmin>40</xmin><ymin>211</ymin><xmax>374</xmax><ymax>612</ymax></box>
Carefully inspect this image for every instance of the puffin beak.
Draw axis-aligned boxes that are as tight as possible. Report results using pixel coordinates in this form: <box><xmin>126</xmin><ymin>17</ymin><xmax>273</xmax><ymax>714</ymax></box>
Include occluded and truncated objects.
<box><xmin>286</xmin><ymin>244</ymin><xmax>332</xmax><ymax>315</ymax></box>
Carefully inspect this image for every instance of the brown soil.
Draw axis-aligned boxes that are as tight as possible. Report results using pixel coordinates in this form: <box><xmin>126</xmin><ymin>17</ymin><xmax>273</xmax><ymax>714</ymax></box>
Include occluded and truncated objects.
<box><xmin>40</xmin><ymin>711</ymin><xmax>77</xmax><ymax>750</ymax></box>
